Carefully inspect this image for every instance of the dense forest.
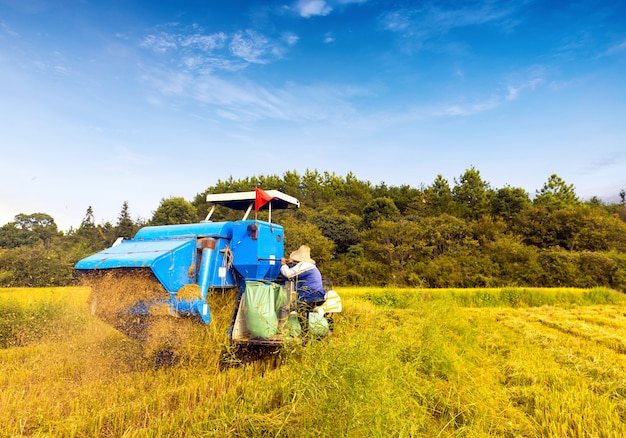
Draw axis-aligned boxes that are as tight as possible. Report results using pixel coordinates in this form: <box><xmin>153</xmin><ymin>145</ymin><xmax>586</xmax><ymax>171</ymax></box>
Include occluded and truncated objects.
<box><xmin>1</xmin><ymin>168</ymin><xmax>626</xmax><ymax>291</ymax></box>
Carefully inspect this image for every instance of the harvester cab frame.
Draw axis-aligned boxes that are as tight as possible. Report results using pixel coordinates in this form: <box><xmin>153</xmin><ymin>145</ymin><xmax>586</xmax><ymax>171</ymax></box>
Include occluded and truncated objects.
<box><xmin>75</xmin><ymin>190</ymin><xmax>341</xmax><ymax>349</ymax></box>
<box><xmin>204</xmin><ymin>189</ymin><xmax>300</xmax><ymax>222</ymax></box>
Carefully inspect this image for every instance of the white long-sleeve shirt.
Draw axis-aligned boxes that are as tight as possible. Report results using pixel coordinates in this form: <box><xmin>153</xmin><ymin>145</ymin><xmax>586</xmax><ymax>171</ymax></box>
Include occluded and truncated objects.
<box><xmin>280</xmin><ymin>261</ymin><xmax>325</xmax><ymax>303</ymax></box>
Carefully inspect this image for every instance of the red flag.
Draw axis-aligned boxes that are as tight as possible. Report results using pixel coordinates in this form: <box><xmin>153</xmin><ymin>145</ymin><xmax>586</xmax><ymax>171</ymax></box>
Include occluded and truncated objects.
<box><xmin>255</xmin><ymin>188</ymin><xmax>272</xmax><ymax>211</ymax></box>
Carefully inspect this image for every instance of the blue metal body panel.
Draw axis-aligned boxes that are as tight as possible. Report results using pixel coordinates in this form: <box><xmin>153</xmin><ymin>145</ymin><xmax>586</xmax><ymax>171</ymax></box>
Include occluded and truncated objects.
<box><xmin>230</xmin><ymin>221</ymin><xmax>284</xmax><ymax>281</ymax></box>
<box><xmin>133</xmin><ymin>222</ymin><xmax>233</xmax><ymax>241</ymax></box>
<box><xmin>74</xmin><ymin>239</ymin><xmax>196</xmax><ymax>292</ymax></box>
<box><xmin>75</xmin><ymin>219</ymin><xmax>285</xmax><ymax>326</ymax></box>
<box><xmin>173</xmin><ymin>298</ymin><xmax>211</xmax><ymax>324</ymax></box>
<box><xmin>75</xmin><ymin>222</ymin><xmax>237</xmax><ymax>293</ymax></box>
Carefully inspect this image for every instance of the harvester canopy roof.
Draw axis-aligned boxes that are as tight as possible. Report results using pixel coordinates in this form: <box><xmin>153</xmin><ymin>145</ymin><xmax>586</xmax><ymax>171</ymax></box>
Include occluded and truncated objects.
<box><xmin>205</xmin><ymin>190</ymin><xmax>300</xmax><ymax>210</ymax></box>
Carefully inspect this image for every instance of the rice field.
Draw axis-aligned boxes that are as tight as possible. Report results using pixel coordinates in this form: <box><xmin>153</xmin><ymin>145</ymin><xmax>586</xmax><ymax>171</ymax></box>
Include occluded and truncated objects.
<box><xmin>1</xmin><ymin>286</ymin><xmax>625</xmax><ymax>437</ymax></box>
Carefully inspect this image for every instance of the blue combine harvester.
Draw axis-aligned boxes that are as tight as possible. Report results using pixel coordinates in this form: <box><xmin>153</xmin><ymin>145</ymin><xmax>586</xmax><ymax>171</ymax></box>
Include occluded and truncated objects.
<box><xmin>75</xmin><ymin>190</ymin><xmax>341</xmax><ymax>347</ymax></box>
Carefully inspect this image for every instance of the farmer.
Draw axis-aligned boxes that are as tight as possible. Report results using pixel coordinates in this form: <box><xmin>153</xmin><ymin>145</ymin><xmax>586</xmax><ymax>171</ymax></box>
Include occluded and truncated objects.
<box><xmin>280</xmin><ymin>245</ymin><xmax>326</xmax><ymax>333</ymax></box>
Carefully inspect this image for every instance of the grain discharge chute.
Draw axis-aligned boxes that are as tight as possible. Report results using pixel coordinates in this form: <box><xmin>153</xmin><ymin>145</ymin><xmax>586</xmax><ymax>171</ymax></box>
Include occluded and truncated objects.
<box><xmin>75</xmin><ymin>190</ymin><xmax>341</xmax><ymax>349</ymax></box>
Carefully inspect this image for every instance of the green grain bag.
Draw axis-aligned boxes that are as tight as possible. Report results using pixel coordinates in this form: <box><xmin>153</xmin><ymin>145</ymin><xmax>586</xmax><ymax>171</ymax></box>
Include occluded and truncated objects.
<box><xmin>243</xmin><ymin>281</ymin><xmax>278</xmax><ymax>338</ymax></box>
<box><xmin>308</xmin><ymin>311</ymin><xmax>329</xmax><ymax>336</ymax></box>
<box><xmin>285</xmin><ymin>313</ymin><xmax>302</xmax><ymax>337</ymax></box>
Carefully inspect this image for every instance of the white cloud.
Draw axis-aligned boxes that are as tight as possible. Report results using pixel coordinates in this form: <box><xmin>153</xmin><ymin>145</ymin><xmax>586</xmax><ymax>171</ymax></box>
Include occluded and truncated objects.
<box><xmin>381</xmin><ymin>1</ymin><xmax>521</xmax><ymax>50</ymax></box>
<box><xmin>381</xmin><ymin>10</ymin><xmax>411</xmax><ymax>32</ymax></box>
<box><xmin>505</xmin><ymin>85</ymin><xmax>520</xmax><ymax>101</ymax></box>
<box><xmin>53</xmin><ymin>65</ymin><xmax>71</xmax><ymax>75</ymax></box>
<box><xmin>141</xmin><ymin>34</ymin><xmax>178</xmax><ymax>53</ymax></box>
<box><xmin>139</xmin><ymin>57</ymin><xmax>365</xmax><ymax>125</ymax></box>
<box><xmin>606</xmin><ymin>39</ymin><xmax>626</xmax><ymax>56</ymax></box>
<box><xmin>141</xmin><ymin>31</ymin><xmax>227</xmax><ymax>55</ymax></box>
<box><xmin>548</xmin><ymin>77</ymin><xmax>583</xmax><ymax>91</ymax></box>
<box><xmin>435</xmin><ymin>99</ymin><xmax>500</xmax><ymax>116</ymax></box>
<box><xmin>504</xmin><ymin>67</ymin><xmax>545</xmax><ymax>101</ymax></box>
<box><xmin>283</xmin><ymin>32</ymin><xmax>299</xmax><ymax>46</ymax></box>
<box><xmin>180</xmin><ymin>33</ymin><xmax>227</xmax><ymax>51</ymax></box>
<box><xmin>230</xmin><ymin>30</ymin><xmax>272</xmax><ymax>64</ymax></box>
<box><xmin>1</xmin><ymin>21</ymin><xmax>19</xmax><ymax>37</ymax></box>
<box><xmin>430</xmin><ymin>67</ymin><xmax>545</xmax><ymax>116</ymax></box>
<box><xmin>293</xmin><ymin>0</ymin><xmax>367</xmax><ymax>18</ymax></box>
<box><xmin>579</xmin><ymin>151</ymin><xmax>625</xmax><ymax>176</ymax></box>
<box><xmin>140</xmin><ymin>26</ymin><xmax>290</xmax><ymax>69</ymax></box>
<box><xmin>141</xmin><ymin>70</ymin><xmax>189</xmax><ymax>97</ymax></box>
<box><xmin>296</xmin><ymin>0</ymin><xmax>332</xmax><ymax>18</ymax></box>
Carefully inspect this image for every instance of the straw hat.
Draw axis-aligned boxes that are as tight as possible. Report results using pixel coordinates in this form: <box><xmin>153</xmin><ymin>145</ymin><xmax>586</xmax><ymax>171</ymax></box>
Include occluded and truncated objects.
<box><xmin>290</xmin><ymin>245</ymin><xmax>315</xmax><ymax>263</ymax></box>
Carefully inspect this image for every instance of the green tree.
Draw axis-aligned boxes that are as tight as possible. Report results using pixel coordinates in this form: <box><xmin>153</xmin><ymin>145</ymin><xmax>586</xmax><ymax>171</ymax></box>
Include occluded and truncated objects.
<box><xmin>453</xmin><ymin>167</ymin><xmax>491</xmax><ymax>220</ymax></box>
<box><xmin>566</xmin><ymin>207</ymin><xmax>626</xmax><ymax>251</ymax></box>
<box><xmin>485</xmin><ymin>235</ymin><xmax>542</xmax><ymax>286</ymax></box>
<box><xmin>73</xmin><ymin>206</ymin><xmax>107</xmax><ymax>252</ymax></box>
<box><xmin>0</xmin><ymin>222</ymin><xmax>35</xmax><ymax>248</ymax></box>
<box><xmin>151</xmin><ymin>197</ymin><xmax>198</xmax><ymax>226</ymax></box>
<box><xmin>585</xmin><ymin>196</ymin><xmax>604</xmax><ymax>208</ymax></box>
<box><xmin>76</xmin><ymin>206</ymin><xmax>97</xmax><ymax>238</ymax></box>
<box><xmin>471</xmin><ymin>216</ymin><xmax>507</xmax><ymax>247</ymax></box>
<box><xmin>81</xmin><ymin>206</ymin><xmax>95</xmax><ymax>229</ymax></box>
<box><xmin>341</xmin><ymin>171</ymin><xmax>373</xmax><ymax>213</ymax></box>
<box><xmin>491</xmin><ymin>186</ymin><xmax>531</xmax><ymax>219</ymax></box>
<box><xmin>534</xmin><ymin>174</ymin><xmax>580</xmax><ymax>209</ymax></box>
<box><xmin>416</xmin><ymin>214</ymin><xmax>475</xmax><ymax>256</ymax></box>
<box><xmin>361</xmin><ymin>197</ymin><xmax>400</xmax><ymax>229</ymax></box>
<box><xmin>362</xmin><ymin>218</ymin><xmax>423</xmax><ymax>285</ymax></box>
<box><xmin>116</xmin><ymin>201</ymin><xmax>137</xmax><ymax>239</ymax></box>
<box><xmin>617</xmin><ymin>189</ymin><xmax>626</xmax><ymax>223</ymax></box>
<box><xmin>412</xmin><ymin>175</ymin><xmax>455</xmax><ymax>217</ymax></box>
<box><xmin>0</xmin><ymin>213</ymin><xmax>59</xmax><ymax>249</ymax></box>
<box><xmin>280</xmin><ymin>170</ymin><xmax>303</xmax><ymax>200</ymax></box>
<box><xmin>99</xmin><ymin>221</ymin><xmax>119</xmax><ymax>247</ymax></box>
<box><xmin>512</xmin><ymin>205</ymin><xmax>626</xmax><ymax>251</ymax></box>
<box><xmin>298</xmin><ymin>169</ymin><xmax>325</xmax><ymax>209</ymax></box>
<box><xmin>373</xmin><ymin>183</ymin><xmax>421</xmax><ymax>215</ymax></box>
<box><xmin>0</xmin><ymin>244</ymin><xmax>74</xmax><ymax>287</ymax></box>
<box><xmin>280</xmin><ymin>217</ymin><xmax>335</xmax><ymax>266</ymax></box>
<box><xmin>310</xmin><ymin>213</ymin><xmax>360</xmax><ymax>255</ymax></box>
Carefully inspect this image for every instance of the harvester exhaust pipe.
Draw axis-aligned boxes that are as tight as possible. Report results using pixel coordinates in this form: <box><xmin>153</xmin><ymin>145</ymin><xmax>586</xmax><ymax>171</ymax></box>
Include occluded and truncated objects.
<box><xmin>198</xmin><ymin>238</ymin><xmax>217</xmax><ymax>300</ymax></box>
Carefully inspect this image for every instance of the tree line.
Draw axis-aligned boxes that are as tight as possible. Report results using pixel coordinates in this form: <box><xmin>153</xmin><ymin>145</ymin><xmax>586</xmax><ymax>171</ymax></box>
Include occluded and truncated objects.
<box><xmin>1</xmin><ymin>168</ymin><xmax>626</xmax><ymax>291</ymax></box>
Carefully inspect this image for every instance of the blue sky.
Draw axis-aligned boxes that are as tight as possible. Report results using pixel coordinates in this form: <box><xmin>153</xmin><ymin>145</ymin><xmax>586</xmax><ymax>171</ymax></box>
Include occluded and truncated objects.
<box><xmin>1</xmin><ymin>0</ymin><xmax>625</xmax><ymax>231</ymax></box>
